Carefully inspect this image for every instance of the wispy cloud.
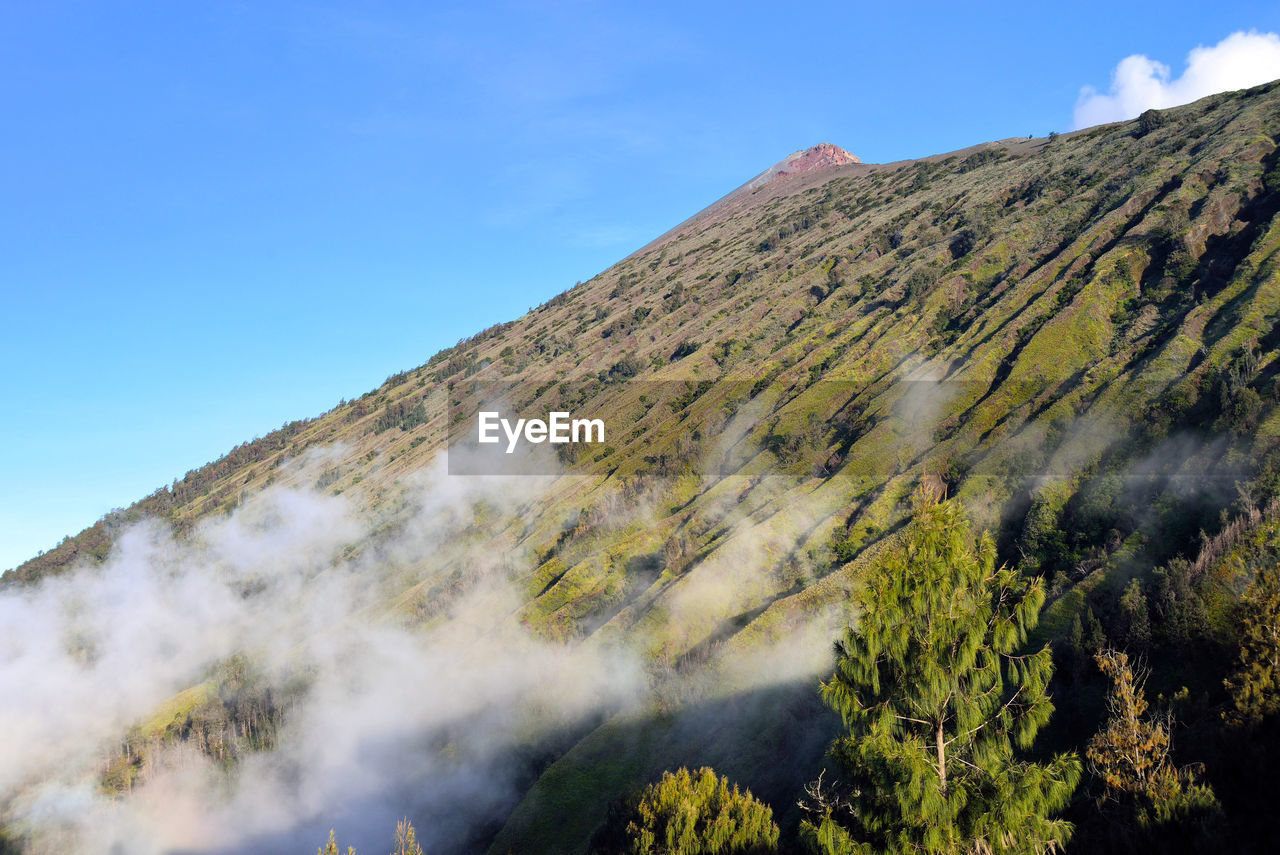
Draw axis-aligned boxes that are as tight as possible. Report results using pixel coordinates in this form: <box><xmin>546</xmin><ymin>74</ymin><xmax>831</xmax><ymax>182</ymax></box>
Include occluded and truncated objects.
<box><xmin>1073</xmin><ymin>30</ymin><xmax>1280</xmax><ymax>129</ymax></box>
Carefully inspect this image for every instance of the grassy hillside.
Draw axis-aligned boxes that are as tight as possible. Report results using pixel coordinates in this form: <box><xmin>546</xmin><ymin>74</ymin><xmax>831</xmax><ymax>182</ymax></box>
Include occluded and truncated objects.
<box><xmin>6</xmin><ymin>80</ymin><xmax>1280</xmax><ymax>854</ymax></box>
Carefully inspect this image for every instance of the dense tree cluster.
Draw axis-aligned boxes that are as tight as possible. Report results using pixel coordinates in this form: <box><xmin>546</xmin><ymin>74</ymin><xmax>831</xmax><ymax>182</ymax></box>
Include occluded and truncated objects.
<box><xmin>587</xmin><ymin>490</ymin><xmax>1280</xmax><ymax>854</ymax></box>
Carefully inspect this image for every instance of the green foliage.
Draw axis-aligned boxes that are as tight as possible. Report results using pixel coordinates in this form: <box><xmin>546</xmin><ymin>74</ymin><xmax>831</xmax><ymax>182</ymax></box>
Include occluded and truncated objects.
<box><xmin>593</xmin><ymin>767</ymin><xmax>779</xmax><ymax>855</ymax></box>
<box><xmin>711</xmin><ymin>338</ymin><xmax>739</xmax><ymax>367</ymax></box>
<box><xmin>99</xmin><ymin>656</ymin><xmax>295</xmax><ymax>794</ymax></box>
<box><xmin>1017</xmin><ymin>492</ymin><xmax>1069</xmax><ymax>571</ymax></box>
<box><xmin>1213</xmin><ymin>347</ymin><xmax>1263</xmax><ymax>434</ymax></box>
<box><xmin>1062</xmin><ymin>603</ymin><xmax>1108</xmax><ymax>681</ymax></box>
<box><xmin>1218</xmin><ymin>386</ymin><xmax>1263</xmax><ymax>434</ymax></box>
<box><xmin>1118</xmin><ymin>579</ymin><xmax>1152</xmax><ymax>651</ymax></box>
<box><xmin>957</xmin><ymin>148</ymin><xmax>1007</xmax><ymax>173</ymax></box>
<box><xmin>608</xmin><ymin>353</ymin><xmax>647</xmax><ymax>382</ymax></box>
<box><xmin>671</xmin><ymin>340</ymin><xmax>701</xmax><ymax>360</ymax></box>
<box><xmin>669</xmin><ymin>380</ymin><xmax>714</xmax><ymax>413</ymax></box>
<box><xmin>947</xmin><ymin>231</ymin><xmax>977</xmax><ymax>261</ymax></box>
<box><xmin>831</xmin><ymin>533</ymin><xmax>862</xmax><ymax>565</ymax></box>
<box><xmin>1223</xmin><ymin>562</ymin><xmax>1280</xmax><ymax>726</ymax></box>
<box><xmin>1135</xmin><ymin>109</ymin><xmax>1166</xmax><ymax>138</ymax></box>
<box><xmin>904</xmin><ymin>267</ymin><xmax>935</xmax><ymax>300</ymax></box>
<box><xmin>803</xmin><ymin>491</ymin><xmax>1080</xmax><ymax>854</ymax></box>
<box><xmin>1150</xmin><ymin>558</ymin><xmax>1213</xmax><ymax>649</ymax></box>
<box><xmin>372</xmin><ymin>398</ymin><xmax>427</xmax><ymax>434</ymax></box>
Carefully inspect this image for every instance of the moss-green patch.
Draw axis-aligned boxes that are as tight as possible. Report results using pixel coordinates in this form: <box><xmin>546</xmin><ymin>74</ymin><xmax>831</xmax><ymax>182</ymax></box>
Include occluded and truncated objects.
<box><xmin>140</xmin><ymin>683</ymin><xmax>213</xmax><ymax>739</ymax></box>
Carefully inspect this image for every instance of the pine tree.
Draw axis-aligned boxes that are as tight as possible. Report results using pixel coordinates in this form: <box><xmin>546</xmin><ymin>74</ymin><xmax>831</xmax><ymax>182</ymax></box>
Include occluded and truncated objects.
<box><xmin>801</xmin><ymin>490</ymin><xmax>1080</xmax><ymax>855</ymax></box>
<box><xmin>1118</xmin><ymin>579</ymin><xmax>1151</xmax><ymax>651</ymax></box>
<box><xmin>1064</xmin><ymin>604</ymin><xmax>1105</xmax><ymax>682</ymax></box>
<box><xmin>1224</xmin><ymin>562</ymin><xmax>1280</xmax><ymax>726</ymax></box>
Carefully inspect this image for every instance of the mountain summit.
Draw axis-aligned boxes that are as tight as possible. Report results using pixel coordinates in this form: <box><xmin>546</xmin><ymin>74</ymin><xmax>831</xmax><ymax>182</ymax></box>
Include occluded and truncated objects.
<box><xmin>748</xmin><ymin>142</ymin><xmax>860</xmax><ymax>188</ymax></box>
<box><xmin>773</xmin><ymin>142</ymin><xmax>861</xmax><ymax>173</ymax></box>
<box><xmin>649</xmin><ymin>142</ymin><xmax>863</xmax><ymax>244</ymax></box>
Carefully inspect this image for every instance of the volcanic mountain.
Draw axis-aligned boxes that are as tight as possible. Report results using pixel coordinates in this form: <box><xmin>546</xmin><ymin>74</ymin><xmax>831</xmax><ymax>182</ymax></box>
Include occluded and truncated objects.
<box><xmin>5</xmin><ymin>80</ymin><xmax>1280</xmax><ymax>855</ymax></box>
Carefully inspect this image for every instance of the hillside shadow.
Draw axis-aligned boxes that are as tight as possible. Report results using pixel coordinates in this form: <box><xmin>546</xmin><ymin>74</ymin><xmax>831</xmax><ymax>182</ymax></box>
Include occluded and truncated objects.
<box><xmin>489</xmin><ymin>676</ymin><xmax>843</xmax><ymax>855</ymax></box>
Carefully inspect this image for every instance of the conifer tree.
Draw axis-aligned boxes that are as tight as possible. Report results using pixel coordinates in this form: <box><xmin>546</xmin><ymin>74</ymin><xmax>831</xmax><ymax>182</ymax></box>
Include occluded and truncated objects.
<box><xmin>1224</xmin><ymin>562</ymin><xmax>1280</xmax><ymax>726</ymax></box>
<box><xmin>801</xmin><ymin>490</ymin><xmax>1080</xmax><ymax>855</ymax></box>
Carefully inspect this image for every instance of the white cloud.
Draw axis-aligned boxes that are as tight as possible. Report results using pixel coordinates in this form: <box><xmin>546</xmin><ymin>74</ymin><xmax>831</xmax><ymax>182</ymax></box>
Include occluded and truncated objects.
<box><xmin>1073</xmin><ymin>30</ymin><xmax>1280</xmax><ymax>129</ymax></box>
<box><xmin>0</xmin><ymin>462</ymin><xmax>645</xmax><ymax>855</ymax></box>
<box><xmin>0</xmin><ymin>446</ymin><xmax>852</xmax><ymax>854</ymax></box>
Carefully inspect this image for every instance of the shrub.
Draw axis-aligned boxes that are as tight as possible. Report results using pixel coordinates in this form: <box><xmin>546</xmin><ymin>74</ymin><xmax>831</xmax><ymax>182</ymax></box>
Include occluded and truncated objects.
<box><xmin>1136</xmin><ymin>108</ymin><xmax>1166</xmax><ymax>137</ymax></box>
<box><xmin>607</xmin><ymin>354</ymin><xmax>647</xmax><ymax>382</ymax></box>
<box><xmin>671</xmin><ymin>340</ymin><xmax>701</xmax><ymax>360</ymax></box>
<box><xmin>592</xmin><ymin>767</ymin><xmax>779</xmax><ymax>855</ymax></box>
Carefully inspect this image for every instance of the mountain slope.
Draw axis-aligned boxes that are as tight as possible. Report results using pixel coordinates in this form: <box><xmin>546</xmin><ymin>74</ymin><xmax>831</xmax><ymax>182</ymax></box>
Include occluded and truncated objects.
<box><xmin>5</xmin><ymin>80</ymin><xmax>1280</xmax><ymax>854</ymax></box>
<box><xmin>13</xmin><ymin>82</ymin><xmax>1279</xmax><ymax>589</ymax></box>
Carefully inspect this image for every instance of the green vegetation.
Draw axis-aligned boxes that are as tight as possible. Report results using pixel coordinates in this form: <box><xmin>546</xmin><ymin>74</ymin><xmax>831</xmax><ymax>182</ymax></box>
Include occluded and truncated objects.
<box><xmin>800</xmin><ymin>491</ymin><xmax>1079</xmax><ymax>854</ymax></box>
<box><xmin>1223</xmin><ymin>562</ymin><xmax>1280</xmax><ymax>725</ymax></box>
<box><xmin>372</xmin><ymin>398</ymin><xmax>428</xmax><ymax>434</ymax></box>
<box><xmin>1135</xmin><ymin>109</ymin><xmax>1166</xmax><ymax>138</ymax></box>
<box><xmin>591</xmin><ymin>767</ymin><xmax>779</xmax><ymax>855</ymax></box>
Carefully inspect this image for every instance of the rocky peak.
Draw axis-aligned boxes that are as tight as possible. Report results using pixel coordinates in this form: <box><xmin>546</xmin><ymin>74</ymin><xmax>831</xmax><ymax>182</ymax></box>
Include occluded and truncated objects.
<box><xmin>747</xmin><ymin>143</ymin><xmax>860</xmax><ymax>190</ymax></box>
<box><xmin>777</xmin><ymin>143</ymin><xmax>861</xmax><ymax>174</ymax></box>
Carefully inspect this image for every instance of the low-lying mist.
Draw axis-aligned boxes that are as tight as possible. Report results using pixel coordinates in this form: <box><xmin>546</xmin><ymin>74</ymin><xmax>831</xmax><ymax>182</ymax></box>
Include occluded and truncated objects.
<box><xmin>0</xmin><ymin>458</ymin><xmax>646</xmax><ymax>855</ymax></box>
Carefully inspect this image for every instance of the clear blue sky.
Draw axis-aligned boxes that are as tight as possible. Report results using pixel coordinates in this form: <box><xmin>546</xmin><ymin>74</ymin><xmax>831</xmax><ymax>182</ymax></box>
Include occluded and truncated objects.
<box><xmin>2</xmin><ymin>1</ymin><xmax>1278</xmax><ymax>571</ymax></box>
